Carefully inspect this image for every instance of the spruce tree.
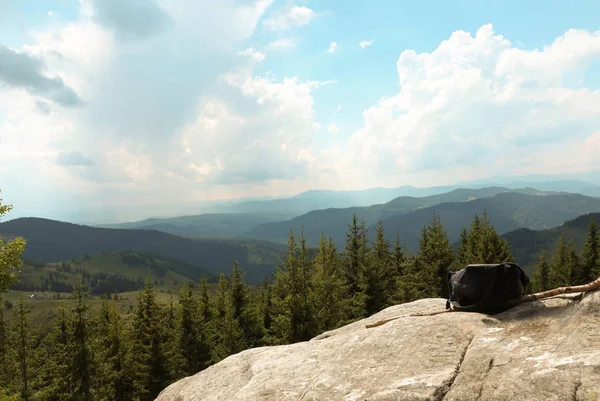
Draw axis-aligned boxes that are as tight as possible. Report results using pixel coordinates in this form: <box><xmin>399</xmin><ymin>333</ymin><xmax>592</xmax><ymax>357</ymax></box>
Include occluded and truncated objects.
<box><xmin>312</xmin><ymin>234</ymin><xmax>345</xmax><ymax>333</ymax></box>
<box><xmin>550</xmin><ymin>236</ymin><xmax>570</xmax><ymax>287</ymax></box>
<box><xmin>177</xmin><ymin>283</ymin><xmax>210</xmax><ymax>376</ymax></box>
<box><xmin>478</xmin><ymin>211</ymin><xmax>513</xmax><ymax>263</ymax></box>
<box><xmin>11</xmin><ymin>293</ymin><xmax>34</xmax><ymax>401</ymax></box>
<box><xmin>199</xmin><ymin>276</ymin><xmax>211</xmax><ymax>322</ymax></box>
<box><xmin>131</xmin><ymin>278</ymin><xmax>169</xmax><ymax>401</ymax></box>
<box><xmin>36</xmin><ymin>301</ymin><xmax>72</xmax><ymax>400</ymax></box>
<box><xmin>532</xmin><ymin>253</ymin><xmax>551</xmax><ymax>292</ymax></box>
<box><xmin>365</xmin><ymin>221</ymin><xmax>393</xmax><ymax>314</ymax></box>
<box><xmin>455</xmin><ymin>228</ymin><xmax>469</xmax><ymax>268</ymax></box>
<box><xmin>341</xmin><ymin>214</ymin><xmax>368</xmax><ymax>321</ymax></box>
<box><xmin>417</xmin><ymin>214</ymin><xmax>454</xmax><ymax>298</ymax></box>
<box><xmin>580</xmin><ymin>217</ymin><xmax>599</xmax><ymax>284</ymax></box>
<box><xmin>230</xmin><ymin>261</ymin><xmax>264</xmax><ymax>347</ymax></box>
<box><xmin>104</xmin><ymin>300</ymin><xmax>132</xmax><ymax>401</ymax></box>
<box><xmin>566</xmin><ymin>240</ymin><xmax>581</xmax><ymax>285</ymax></box>
<box><xmin>210</xmin><ymin>272</ymin><xmax>244</xmax><ymax>363</ymax></box>
<box><xmin>69</xmin><ymin>282</ymin><xmax>94</xmax><ymax>401</ymax></box>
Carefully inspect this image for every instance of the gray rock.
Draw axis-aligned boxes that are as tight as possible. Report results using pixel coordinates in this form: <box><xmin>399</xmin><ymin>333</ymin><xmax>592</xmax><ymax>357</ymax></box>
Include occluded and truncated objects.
<box><xmin>156</xmin><ymin>291</ymin><xmax>600</xmax><ymax>401</ymax></box>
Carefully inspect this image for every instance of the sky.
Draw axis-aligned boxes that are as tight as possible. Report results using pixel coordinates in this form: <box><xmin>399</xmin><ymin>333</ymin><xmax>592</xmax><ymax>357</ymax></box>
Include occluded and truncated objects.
<box><xmin>1</xmin><ymin>0</ymin><xmax>600</xmax><ymax>222</ymax></box>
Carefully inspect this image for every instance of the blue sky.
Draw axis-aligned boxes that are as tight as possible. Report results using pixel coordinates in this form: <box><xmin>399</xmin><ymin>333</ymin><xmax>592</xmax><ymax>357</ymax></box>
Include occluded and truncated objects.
<box><xmin>1</xmin><ymin>0</ymin><xmax>600</xmax><ymax>222</ymax></box>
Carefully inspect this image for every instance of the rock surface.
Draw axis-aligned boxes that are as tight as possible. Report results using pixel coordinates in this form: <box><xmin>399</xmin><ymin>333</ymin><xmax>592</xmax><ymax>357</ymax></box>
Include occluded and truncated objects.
<box><xmin>156</xmin><ymin>291</ymin><xmax>600</xmax><ymax>401</ymax></box>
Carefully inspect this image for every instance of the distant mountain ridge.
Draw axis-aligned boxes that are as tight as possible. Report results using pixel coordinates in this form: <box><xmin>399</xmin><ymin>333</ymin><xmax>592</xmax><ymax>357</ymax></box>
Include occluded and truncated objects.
<box><xmin>105</xmin><ymin>186</ymin><xmax>556</xmax><ymax>240</ymax></box>
<box><xmin>245</xmin><ymin>191</ymin><xmax>600</xmax><ymax>250</ymax></box>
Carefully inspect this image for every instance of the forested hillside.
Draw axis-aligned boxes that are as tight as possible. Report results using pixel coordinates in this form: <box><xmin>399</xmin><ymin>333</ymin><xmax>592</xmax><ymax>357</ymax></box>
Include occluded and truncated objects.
<box><xmin>502</xmin><ymin>212</ymin><xmax>600</xmax><ymax>270</ymax></box>
<box><xmin>0</xmin><ymin>218</ymin><xmax>285</xmax><ymax>284</ymax></box>
<box><xmin>2</xmin><ymin>209</ymin><xmax>599</xmax><ymax>401</ymax></box>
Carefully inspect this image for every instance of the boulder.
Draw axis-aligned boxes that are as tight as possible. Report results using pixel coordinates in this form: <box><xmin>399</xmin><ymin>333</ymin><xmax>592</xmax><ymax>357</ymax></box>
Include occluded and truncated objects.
<box><xmin>156</xmin><ymin>290</ymin><xmax>600</xmax><ymax>401</ymax></box>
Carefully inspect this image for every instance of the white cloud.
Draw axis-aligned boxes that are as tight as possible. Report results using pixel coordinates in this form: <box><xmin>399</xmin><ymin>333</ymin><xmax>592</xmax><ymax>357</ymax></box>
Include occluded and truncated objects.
<box><xmin>328</xmin><ymin>123</ymin><xmax>340</xmax><ymax>134</ymax></box>
<box><xmin>266</xmin><ymin>38</ymin><xmax>295</xmax><ymax>50</ymax></box>
<box><xmin>359</xmin><ymin>40</ymin><xmax>374</xmax><ymax>49</ymax></box>
<box><xmin>238</xmin><ymin>47</ymin><xmax>266</xmax><ymax>61</ymax></box>
<box><xmin>324</xmin><ymin>24</ymin><xmax>600</xmax><ymax>188</ymax></box>
<box><xmin>47</xmin><ymin>10</ymin><xmax>54</xmax><ymax>17</ymax></box>
<box><xmin>4</xmin><ymin>13</ymin><xmax>600</xmax><ymax>220</ymax></box>
<box><xmin>263</xmin><ymin>6</ymin><xmax>318</xmax><ymax>32</ymax></box>
<box><xmin>328</xmin><ymin>41</ymin><xmax>337</xmax><ymax>53</ymax></box>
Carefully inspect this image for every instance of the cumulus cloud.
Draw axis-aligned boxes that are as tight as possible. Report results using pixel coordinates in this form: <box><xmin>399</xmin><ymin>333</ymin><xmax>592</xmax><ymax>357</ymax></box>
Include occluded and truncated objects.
<box><xmin>326</xmin><ymin>24</ymin><xmax>600</xmax><ymax>187</ymax></box>
<box><xmin>263</xmin><ymin>6</ymin><xmax>318</xmax><ymax>32</ymax></box>
<box><xmin>328</xmin><ymin>41</ymin><xmax>338</xmax><ymax>53</ymax></box>
<box><xmin>177</xmin><ymin>71</ymin><xmax>329</xmax><ymax>185</ymax></box>
<box><xmin>0</xmin><ymin>44</ymin><xmax>84</xmax><ymax>107</ymax></box>
<box><xmin>4</xmin><ymin>8</ymin><xmax>600</xmax><ymax>221</ymax></box>
<box><xmin>359</xmin><ymin>40</ymin><xmax>374</xmax><ymax>49</ymax></box>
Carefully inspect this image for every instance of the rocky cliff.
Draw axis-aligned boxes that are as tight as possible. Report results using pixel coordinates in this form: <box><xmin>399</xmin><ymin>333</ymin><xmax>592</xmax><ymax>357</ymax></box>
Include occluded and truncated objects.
<box><xmin>156</xmin><ymin>290</ymin><xmax>600</xmax><ymax>401</ymax></box>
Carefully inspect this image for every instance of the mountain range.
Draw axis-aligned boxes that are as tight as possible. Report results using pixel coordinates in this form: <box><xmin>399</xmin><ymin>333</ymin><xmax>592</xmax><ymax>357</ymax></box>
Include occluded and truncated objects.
<box><xmin>245</xmin><ymin>190</ymin><xmax>600</xmax><ymax>249</ymax></box>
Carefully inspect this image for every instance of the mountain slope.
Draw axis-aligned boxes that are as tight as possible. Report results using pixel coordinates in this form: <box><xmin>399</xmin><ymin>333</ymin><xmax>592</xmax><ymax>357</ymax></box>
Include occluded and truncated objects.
<box><xmin>502</xmin><ymin>212</ymin><xmax>600</xmax><ymax>270</ymax></box>
<box><xmin>244</xmin><ymin>187</ymin><xmax>556</xmax><ymax>246</ymax></box>
<box><xmin>0</xmin><ymin>218</ymin><xmax>286</xmax><ymax>283</ymax></box>
<box><xmin>98</xmin><ymin>212</ymin><xmax>294</xmax><ymax>238</ymax></box>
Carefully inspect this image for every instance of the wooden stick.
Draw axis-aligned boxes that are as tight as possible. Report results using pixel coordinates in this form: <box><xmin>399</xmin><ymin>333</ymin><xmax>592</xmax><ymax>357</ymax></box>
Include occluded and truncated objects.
<box><xmin>365</xmin><ymin>276</ymin><xmax>600</xmax><ymax>329</ymax></box>
<box><xmin>517</xmin><ymin>275</ymin><xmax>600</xmax><ymax>302</ymax></box>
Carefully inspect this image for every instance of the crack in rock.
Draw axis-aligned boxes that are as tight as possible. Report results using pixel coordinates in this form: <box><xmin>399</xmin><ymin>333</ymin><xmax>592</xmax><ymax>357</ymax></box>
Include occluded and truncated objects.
<box><xmin>434</xmin><ymin>336</ymin><xmax>474</xmax><ymax>401</ymax></box>
<box><xmin>475</xmin><ymin>358</ymin><xmax>495</xmax><ymax>401</ymax></box>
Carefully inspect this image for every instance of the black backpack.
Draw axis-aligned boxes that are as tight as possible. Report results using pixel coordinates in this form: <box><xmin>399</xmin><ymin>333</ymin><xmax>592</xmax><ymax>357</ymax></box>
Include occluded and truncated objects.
<box><xmin>446</xmin><ymin>262</ymin><xmax>530</xmax><ymax>314</ymax></box>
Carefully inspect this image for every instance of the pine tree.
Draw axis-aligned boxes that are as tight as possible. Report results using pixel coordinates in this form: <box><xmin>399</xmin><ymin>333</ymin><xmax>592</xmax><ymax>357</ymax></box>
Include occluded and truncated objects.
<box><xmin>68</xmin><ymin>282</ymin><xmax>94</xmax><ymax>401</ymax></box>
<box><xmin>210</xmin><ymin>272</ymin><xmax>245</xmax><ymax>363</ymax></box>
<box><xmin>36</xmin><ymin>301</ymin><xmax>72</xmax><ymax>400</ymax></box>
<box><xmin>365</xmin><ymin>221</ymin><xmax>393</xmax><ymax>314</ymax></box>
<box><xmin>461</xmin><ymin>211</ymin><xmax>513</xmax><ymax>265</ymax></box>
<box><xmin>270</xmin><ymin>230</ymin><xmax>305</xmax><ymax>343</ymax></box>
<box><xmin>215</xmin><ymin>273</ymin><xmax>228</xmax><ymax>320</ymax></box>
<box><xmin>550</xmin><ymin>236</ymin><xmax>570</xmax><ymax>287</ymax></box>
<box><xmin>417</xmin><ymin>214</ymin><xmax>454</xmax><ymax>298</ymax></box>
<box><xmin>262</xmin><ymin>284</ymin><xmax>273</xmax><ymax>339</ymax></box>
<box><xmin>199</xmin><ymin>276</ymin><xmax>211</xmax><ymax>322</ymax></box>
<box><xmin>312</xmin><ymin>234</ymin><xmax>345</xmax><ymax>333</ymax></box>
<box><xmin>455</xmin><ymin>228</ymin><xmax>469</xmax><ymax>268</ymax></box>
<box><xmin>131</xmin><ymin>278</ymin><xmax>169</xmax><ymax>401</ymax></box>
<box><xmin>177</xmin><ymin>283</ymin><xmax>210</xmax><ymax>376</ymax></box>
<box><xmin>532</xmin><ymin>253</ymin><xmax>551</xmax><ymax>292</ymax></box>
<box><xmin>579</xmin><ymin>217</ymin><xmax>599</xmax><ymax>284</ymax></box>
<box><xmin>478</xmin><ymin>211</ymin><xmax>513</xmax><ymax>263</ymax></box>
<box><xmin>103</xmin><ymin>300</ymin><xmax>132</xmax><ymax>401</ymax></box>
<box><xmin>230</xmin><ymin>261</ymin><xmax>264</xmax><ymax>347</ymax></box>
<box><xmin>341</xmin><ymin>214</ymin><xmax>368</xmax><ymax>321</ymax></box>
<box><xmin>566</xmin><ymin>240</ymin><xmax>581</xmax><ymax>285</ymax></box>
<box><xmin>11</xmin><ymin>293</ymin><xmax>34</xmax><ymax>401</ymax></box>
